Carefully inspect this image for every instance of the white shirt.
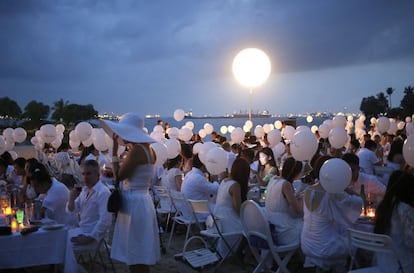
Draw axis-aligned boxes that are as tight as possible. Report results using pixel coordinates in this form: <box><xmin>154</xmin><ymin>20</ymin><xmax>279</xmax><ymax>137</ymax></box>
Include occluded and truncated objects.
<box><xmin>181</xmin><ymin>167</ymin><xmax>218</xmax><ymax>207</ymax></box>
<box><xmin>42</xmin><ymin>178</ymin><xmax>71</xmax><ymax>225</ymax></box>
<box><xmin>357</xmin><ymin>148</ymin><xmax>380</xmax><ymax>174</ymax></box>
<box><xmin>66</xmin><ymin>181</ymin><xmax>112</xmax><ymax>241</ymax></box>
<box><xmin>350</xmin><ymin>172</ymin><xmax>386</xmax><ymax>198</ymax></box>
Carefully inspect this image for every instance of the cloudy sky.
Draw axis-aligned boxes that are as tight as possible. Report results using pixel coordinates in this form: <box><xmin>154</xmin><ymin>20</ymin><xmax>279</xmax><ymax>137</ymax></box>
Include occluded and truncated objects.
<box><xmin>1</xmin><ymin>1</ymin><xmax>413</xmax><ymax>117</ymax></box>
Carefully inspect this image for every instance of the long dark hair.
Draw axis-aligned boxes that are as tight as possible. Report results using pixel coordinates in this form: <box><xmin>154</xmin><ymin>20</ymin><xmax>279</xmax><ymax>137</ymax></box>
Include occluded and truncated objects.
<box><xmin>281</xmin><ymin>157</ymin><xmax>303</xmax><ymax>183</ymax></box>
<box><xmin>230</xmin><ymin>158</ymin><xmax>250</xmax><ymax>202</ymax></box>
<box><xmin>258</xmin><ymin>147</ymin><xmax>280</xmax><ymax>176</ymax></box>
<box><xmin>374</xmin><ymin>171</ymin><xmax>414</xmax><ymax>234</ymax></box>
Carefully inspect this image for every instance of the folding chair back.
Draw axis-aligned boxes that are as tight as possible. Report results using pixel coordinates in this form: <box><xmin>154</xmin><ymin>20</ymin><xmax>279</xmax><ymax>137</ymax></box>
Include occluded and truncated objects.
<box><xmin>347</xmin><ymin>228</ymin><xmax>405</xmax><ymax>273</ymax></box>
<box><xmin>240</xmin><ymin>200</ymin><xmax>299</xmax><ymax>273</ymax></box>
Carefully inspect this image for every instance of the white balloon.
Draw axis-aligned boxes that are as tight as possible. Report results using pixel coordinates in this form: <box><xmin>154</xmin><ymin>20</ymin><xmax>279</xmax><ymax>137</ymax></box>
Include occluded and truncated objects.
<box><xmin>323</xmin><ymin>119</ymin><xmax>333</xmax><ymax>129</ymax></box>
<box><xmin>282</xmin><ymin>125</ymin><xmax>295</xmax><ymax>140</ymax></box>
<box><xmin>8</xmin><ymin>150</ymin><xmax>18</xmax><ymax>160</ymax></box>
<box><xmin>263</xmin><ymin>124</ymin><xmax>272</xmax><ymax>134</ymax></box>
<box><xmin>167</xmin><ymin>127</ymin><xmax>179</xmax><ymax>139</ymax></box>
<box><xmin>179</xmin><ymin>127</ymin><xmax>193</xmax><ymax>142</ymax></box>
<box><xmin>2</xmin><ymin>128</ymin><xmax>14</xmax><ymax>140</ymax></box>
<box><xmin>51</xmin><ymin>138</ymin><xmax>62</xmax><ymax>149</ymax></box>
<box><xmin>318</xmin><ymin>124</ymin><xmax>330</xmax><ymax>139</ymax></box>
<box><xmin>40</xmin><ymin>124</ymin><xmax>57</xmax><ymax>143</ymax></box>
<box><xmin>332</xmin><ymin>116</ymin><xmax>347</xmax><ymax>128</ymax></box>
<box><xmin>267</xmin><ymin>129</ymin><xmax>282</xmax><ymax>147</ymax></box>
<box><xmin>319</xmin><ymin>158</ymin><xmax>352</xmax><ymax>193</ymax></box>
<box><xmin>406</xmin><ymin>122</ymin><xmax>414</xmax><ymax>136</ymax></box>
<box><xmin>274</xmin><ymin>120</ymin><xmax>282</xmax><ymax>130</ymax></box>
<box><xmin>75</xmin><ymin>122</ymin><xmax>93</xmax><ymax>142</ymax></box>
<box><xmin>151</xmin><ymin>142</ymin><xmax>168</xmax><ymax>166</ymax></box>
<box><xmin>220</xmin><ymin>126</ymin><xmax>228</xmax><ymax>135</ymax></box>
<box><xmin>204</xmin><ymin>123</ymin><xmax>214</xmax><ymax>135</ymax></box>
<box><xmin>245</xmin><ymin>120</ymin><xmax>253</xmax><ymax>130</ymax></box>
<box><xmin>377</xmin><ymin>117</ymin><xmax>390</xmax><ymax>133</ymax></box>
<box><xmin>0</xmin><ymin>136</ymin><xmax>5</xmax><ymax>152</ymax></box>
<box><xmin>198</xmin><ymin>142</ymin><xmax>218</xmax><ymax>165</ymax></box>
<box><xmin>405</xmin><ymin>116</ymin><xmax>412</xmax><ymax>123</ymax></box>
<box><xmin>56</xmin><ymin>124</ymin><xmax>65</xmax><ymax>133</ymax></box>
<box><xmin>82</xmin><ymin>136</ymin><xmax>94</xmax><ymax>147</ymax></box>
<box><xmin>387</xmin><ymin>120</ymin><xmax>398</xmax><ymax>135</ymax></box>
<box><xmin>173</xmin><ymin>109</ymin><xmax>185</xmax><ymax>122</ymax></box>
<box><xmin>306</xmin><ymin>115</ymin><xmax>313</xmax><ymax>123</ymax></box>
<box><xmin>198</xmin><ymin>129</ymin><xmax>207</xmax><ymax>139</ymax></box>
<box><xmin>69</xmin><ymin>139</ymin><xmax>80</xmax><ymax>150</ymax></box>
<box><xmin>153</xmin><ymin>125</ymin><xmax>164</xmax><ymax>134</ymax></box>
<box><xmin>230</xmin><ymin>127</ymin><xmax>245</xmax><ymax>144</ymax></box>
<box><xmin>69</xmin><ymin>130</ymin><xmax>79</xmax><ymax>142</ymax></box>
<box><xmin>205</xmin><ymin>147</ymin><xmax>228</xmax><ymax>175</ymax></box>
<box><xmin>273</xmin><ymin>142</ymin><xmax>285</xmax><ymax>155</ymax></box>
<box><xmin>150</xmin><ymin>131</ymin><xmax>164</xmax><ymax>143</ymax></box>
<box><xmin>311</xmin><ymin>125</ymin><xmax>319</xmax><ymax>134</ymax></box>
<box><xmin>185</xmin><ymin>121</ymin><xmax>194</xmax><ymax>130</ymax></box>
<box><xmin>347</xmin><ymin>115</ymin><xmax>353</xmax><ymax>122</ymax></box>
<box><xmin>328</xmin><ymin>128</ymin><xmax>348</xmax><ymax>149</ymax></box>
<box><xmin>93</xmin><ymin>128</ymin><xmax>109</xmax><ymax>152</ymax></box>
<box><xmin>403</xmin><ymin>135</ymin><xmax>414</xmax><ymax>167</ymax></box>
<box><xmin>290</xmin><ymin>130</ymin><xmax>318</xmax><ymax>161</ymax></box>
<box><xmin>359</xmin><ymin>115</ymin><xmax>366</xmax><ymax>122</ymax></box>
<box><xmin>227</xmin><ymin>125</ymin><xmax>235</xmax><ymax>133</ymax></box>
<box><xmin>254</xmin><ymin>125</ymin><xmax>265</xmax><ymax>138</ymax></box>
<box><xmin>370</xmin><ymin>117</ymin><xmax>377</xmax><ymax>125</ymax></box>
<box><xmin>296</xmin><ymin>125</ymin><xmax>311</xmax><ymax>133</ymax></box>
<box><xmin>165</xmin><ymin>138</ymin><xmax>181</xmax><ymax>159</ymax></box>
<box><xmin>193</xmin><ymin>142</ymin><xmax>203</xmax><ymax>155</ymax></box>
<box><xmin>13</xmin><ymin>128</ymin><xmax>27</xmax><ymax>143</ymax></box>
<box><xmin>4</xmin><ymin>140</ymin><xmax>15</xmax><ymax>151</ymax></box>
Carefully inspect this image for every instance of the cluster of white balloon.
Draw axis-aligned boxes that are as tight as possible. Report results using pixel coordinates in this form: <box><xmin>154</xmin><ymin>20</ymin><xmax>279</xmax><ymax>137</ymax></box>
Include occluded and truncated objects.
<box><xmin>0</xmin><ymin>127</ymin><xmax>28</xmax><ymax>156</ymax></box>
<box><xmin>30</xmin><ymin>124</ymin><xmax>65</xmax><ymax>150</ymax></box>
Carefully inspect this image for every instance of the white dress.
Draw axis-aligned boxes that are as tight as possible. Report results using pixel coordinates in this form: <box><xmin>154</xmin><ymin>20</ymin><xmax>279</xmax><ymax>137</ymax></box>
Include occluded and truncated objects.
<box><xmin>213</xmin><ymin>179</ymin><xmax>243</xmax><ymax>256</ymax></box>
<box><xmin>110</xmin><ymin>160</ymin><xmax>160</xmax><ymax>265</ymax></box>
<box><xmin>161</xmin><ymin>167</ymin><xmax>182</xmax><ymax>191</ymax></box>
<box><xmin>301</xmin><ymin>185</ymin><xmax>362</xmax><ymax>270</ymax></box>
<box><xmin>265</xmin><ymin>178</ymin><xmax>303</xmax><ymax>245</ymax></box>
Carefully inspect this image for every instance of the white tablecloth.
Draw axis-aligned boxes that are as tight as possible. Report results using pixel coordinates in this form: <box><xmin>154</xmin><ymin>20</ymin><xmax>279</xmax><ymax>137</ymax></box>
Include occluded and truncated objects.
<box><xmin>0</xmin><ymin>227</ymin><xmax>78</xmax><ymax>273</ymax></box>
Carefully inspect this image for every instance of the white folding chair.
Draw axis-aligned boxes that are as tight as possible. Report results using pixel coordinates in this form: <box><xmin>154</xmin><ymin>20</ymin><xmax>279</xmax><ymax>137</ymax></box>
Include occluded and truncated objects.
<box><xmin>187</xmin><ymin>199</ymin><xmax>243</xmax><ymax>262</ymax></box>
<box><xmin>167</xmin><ymin>190</ymin><xmax>198</xmax><ymax>250</ymax></box>
<box><xmin>75</xmin><ymin>238</ymin><xmax>116</xmax><ymax>273</ymax></box>
<box><xmin>152</xmin><ymin>185</ymin><xmax>175</xmax><ymax>231</ymax></box>
<box><xmin>347</xmin><ymin>228</ymin><xmax>405</xmax><ymax>273</ymax></box>
<box><xmin>240</xmin><ymin>200</ymin><xmax>299</xmax><ymax>273</ymax></box>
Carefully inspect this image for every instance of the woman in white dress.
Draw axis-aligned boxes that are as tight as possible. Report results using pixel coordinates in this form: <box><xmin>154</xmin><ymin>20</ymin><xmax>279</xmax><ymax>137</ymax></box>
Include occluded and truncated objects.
<box><xmin>214</xmin><ymin>157</ymin><xmax>250</xmax><ymax>257</ymax></box>
<box><xmin>301</xmin><ymin>156</ymin><xmax>362</xmax><ymax>272</ymax></box>
<box><xmin>101</xmin><ymin>113</ymin><xmax>160</xmax><ymax>273</ymax></box>
<box><xmin>374</xmin><ymin>171</ymin><xmax>414</xmax><ymax>272</ymax></box>
<box><xmin>266</xmin><ymin>157</ymin><xmax>303</xmax><ymax>245</ymax></box>
<box><xmin>161</xmin><ymin>155</ymin><xmax>183</xmax><ymax>191</ymax></box>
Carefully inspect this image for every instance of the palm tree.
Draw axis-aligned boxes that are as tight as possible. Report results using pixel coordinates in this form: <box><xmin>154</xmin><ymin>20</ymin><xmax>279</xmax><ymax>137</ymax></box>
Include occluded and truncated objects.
<box><xmin>386</xmin><ymin>87</ymin><xmax>394</xmax><ymax>109</ymax></box>
<box><xmin>51</xmin><ymin>98</ymin><xmax>69</xmax><ymax>122</ymax></box>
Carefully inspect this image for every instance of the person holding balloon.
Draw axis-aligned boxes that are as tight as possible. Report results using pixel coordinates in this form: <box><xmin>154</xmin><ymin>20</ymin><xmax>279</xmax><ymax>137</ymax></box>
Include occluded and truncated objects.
<box><xmin>301</xmin><ymin>156</ymin><xmax>362</xmax><ymax>272</ymax></box>
<box><xmin>100</xmin><ymin>113</ymin><xmax>160</xmax><ymax>273</ymax></box>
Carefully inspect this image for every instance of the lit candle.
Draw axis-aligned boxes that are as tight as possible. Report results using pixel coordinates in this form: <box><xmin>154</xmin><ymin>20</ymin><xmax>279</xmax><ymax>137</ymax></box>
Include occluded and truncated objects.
<box><xmin>5</xmin><ymin>207</ymin><xmax>12</xmax><ymax>216</ymax></box>
<box><xmin>367</xmin><ymin>208</ymin><xmax>376</xmax><ymax>218</ymax></box>
<box><xmin>11</xmin><ymin>219</ymin><xmax>18</xmax><ymax>233</ymax></box>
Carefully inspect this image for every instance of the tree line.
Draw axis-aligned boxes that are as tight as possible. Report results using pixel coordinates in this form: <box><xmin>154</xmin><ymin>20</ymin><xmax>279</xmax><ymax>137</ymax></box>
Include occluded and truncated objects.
<box><xmin>360</xmin><ymin>85</ymin><xmax>414</xmax><ymax>119</ymax></box>
<box><xmin>0</xmin><ymin>97</ymin><xmax>98</xmax><ymax>130</ymax></box>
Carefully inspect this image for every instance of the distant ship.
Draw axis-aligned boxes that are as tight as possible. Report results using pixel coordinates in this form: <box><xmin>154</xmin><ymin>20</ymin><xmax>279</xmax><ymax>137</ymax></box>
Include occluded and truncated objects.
<box><xmin>231</xmin><ymin>110</ymin><xmax>272</xmax><ymax>118</ymax></box>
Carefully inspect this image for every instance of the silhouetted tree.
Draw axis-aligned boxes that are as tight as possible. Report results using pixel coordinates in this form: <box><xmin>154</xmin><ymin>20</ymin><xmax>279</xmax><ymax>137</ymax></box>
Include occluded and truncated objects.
<box><xmin>21</xmin><ymin>100</ymin><xmax>50</xmax><ymax>129</ymax></box>
<box><xmin>51</xmin><ymin>98</ymin><xmax>69</xmax><ymax>122</ymax></box>
<box><xmin>386</xmin><ymin>87</ymin><xmax>394</xmax><ymax>109</ymax></box>
<box><xmin>61</xmin><ymin>103</ymin><xmax>98</xmax><ymax>124</ymax></box>
<box><xmin>360</xmin><ymin>92</ymin><xmax>388</xmax><ymax>118</ymax></box>
<box><xmin>0</xmin><ymin>97</ymin><xmax>22</xmax><ymax>118</ymax></box>
<box><xmin>401</xmin><ymin>85</ymin><xmax>414</xmax><ymax>118</ymax></box>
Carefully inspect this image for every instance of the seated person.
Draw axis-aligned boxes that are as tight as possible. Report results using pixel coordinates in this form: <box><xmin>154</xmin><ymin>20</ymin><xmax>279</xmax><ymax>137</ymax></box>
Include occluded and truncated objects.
<box><xmin>356</xmin><ymin>139</ymin><xmax>382</xmax><ymax>175</ymax></box>
<box><xmin>67</xmin><ymin>160</ymin><xmax>112</xmax><ymax>249</ymax></box>
<box><xmin>342</xmin><ymin>153</ymin><xmax>386</xmax><ymax>205</ymax></box>
<box><xmin>29</xmin><ymin>162</ymin><xmax>72</xmax><ymax>225</ymax></box>
<box><xmin>374</xmin><ymin>171</ymin><xmax>414</xmax><ymax>272</ymax></box>
<box><xmin>266</xmin><ymin>157</ymin><xmax>303</xmax><ymax>245</ymax></box>
<box><xmin>181</xmin><ymin>154</ymin><xmax>219</xmax><ymax>212</ymax></box>
<box><xmin>301</xmin><ymin>156</ymin><xmax>362</xmax><ymax>272</ymax></box>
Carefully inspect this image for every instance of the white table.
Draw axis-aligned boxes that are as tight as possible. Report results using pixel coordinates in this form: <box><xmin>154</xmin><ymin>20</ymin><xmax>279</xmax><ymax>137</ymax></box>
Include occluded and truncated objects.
<box><xmin>0</xmin><ymin>227</ymin><xmax>78</xmax><ymax>273</ymax></box>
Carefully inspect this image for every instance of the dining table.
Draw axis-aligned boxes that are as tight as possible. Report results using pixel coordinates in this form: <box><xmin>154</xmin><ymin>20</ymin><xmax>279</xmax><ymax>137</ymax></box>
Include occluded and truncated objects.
<box><xmin>0</xmin><ymin>225</ymin><xmax>78</xmax><ymax>273</ymax></box>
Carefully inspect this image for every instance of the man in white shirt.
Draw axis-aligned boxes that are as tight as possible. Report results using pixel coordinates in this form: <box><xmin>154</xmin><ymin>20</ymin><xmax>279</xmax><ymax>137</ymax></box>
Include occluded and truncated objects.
<box><xmin>356</xmin><ymin>139</ymin><xmax>382</xmax><ymax>175</ymax></box>
<box><xmin>67</xmin><ymin>160</ymin><xmax>112</xmax><ymax>248</ymax></box>
<box><xmin>181</xmin><ymin>154</ymin><xmax>219</xmax><ymax>211</ymax></box>
<box><xmin>342</xmin><ymin>153</ymin><xmax>386</xmax><ymax>203</ymax></box>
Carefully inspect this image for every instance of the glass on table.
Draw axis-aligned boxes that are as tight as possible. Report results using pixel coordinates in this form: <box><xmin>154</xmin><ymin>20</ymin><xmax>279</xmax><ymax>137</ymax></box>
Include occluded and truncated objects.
<box><xmin>16</xmin><ymin>209</ymin><xmax>24</xmax><ymax>225</ymax></box>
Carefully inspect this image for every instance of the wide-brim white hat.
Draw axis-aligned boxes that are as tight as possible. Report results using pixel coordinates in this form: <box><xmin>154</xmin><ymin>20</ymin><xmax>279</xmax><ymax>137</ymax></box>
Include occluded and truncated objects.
<box><xmin>99</xmin><ymin>113</ymin><xmax>155</xmax><ymax>144</ymax></box>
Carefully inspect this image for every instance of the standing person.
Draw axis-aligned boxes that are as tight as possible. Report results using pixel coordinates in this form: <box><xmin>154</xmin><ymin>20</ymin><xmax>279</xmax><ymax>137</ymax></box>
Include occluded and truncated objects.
<box><xmin>374</xmin><ymin>171</ymin><xmax>414</xmax><ymax>272</ymax></box>
<box><xmin>100</xmin><ymin>113</ymin><xmax>160</xmax><ymax>273</ymax></box>
<box><xmin>67</xmin><ymin>160</ymin><xmax>112</xmax><ymax>248</ymax></box>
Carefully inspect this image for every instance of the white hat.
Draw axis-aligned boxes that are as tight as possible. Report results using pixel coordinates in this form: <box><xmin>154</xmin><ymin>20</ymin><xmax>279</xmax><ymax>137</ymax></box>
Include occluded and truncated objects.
<box><xmin>99</xmin><ymin>113</ymin><xmax>155</xmax><ymax>144</ymax></box>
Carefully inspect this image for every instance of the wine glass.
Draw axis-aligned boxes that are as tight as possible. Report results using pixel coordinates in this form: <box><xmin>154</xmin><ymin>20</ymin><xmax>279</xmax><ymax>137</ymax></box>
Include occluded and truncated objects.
<box><xmin>16</xmin><ymin>209</ymin><xmax>24</xmax><ymax>226</ymax></box>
